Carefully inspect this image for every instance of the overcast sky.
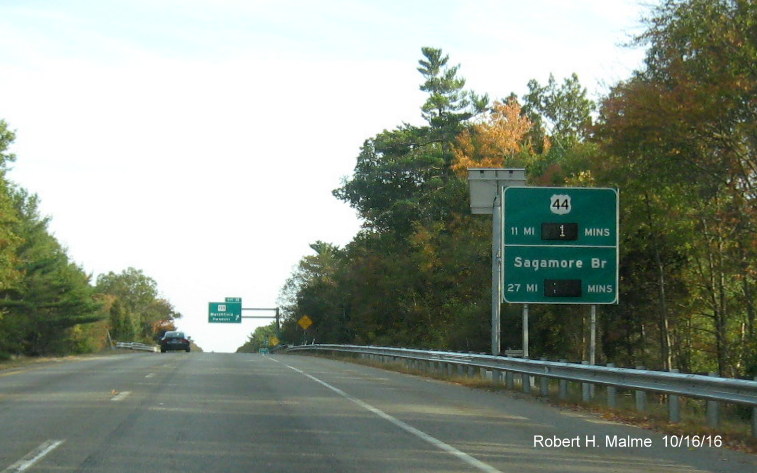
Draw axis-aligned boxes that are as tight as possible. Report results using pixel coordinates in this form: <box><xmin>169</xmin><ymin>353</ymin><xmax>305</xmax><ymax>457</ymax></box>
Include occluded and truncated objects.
<box><xmin>0</xmin><ymin>0</ymin><xmax>649</xmax><ymax>352</ymax></box>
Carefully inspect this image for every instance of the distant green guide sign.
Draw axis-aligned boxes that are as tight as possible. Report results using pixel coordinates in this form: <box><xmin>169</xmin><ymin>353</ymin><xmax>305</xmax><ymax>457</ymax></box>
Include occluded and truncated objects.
<box><xmin>209</xmin><ymin>301</ymin><xmax>242</xmax><ymax>323</ymax></box>
<box><xmin>503</xmin><ymin>187</ymin><xmax>618</xmax><ymax>304</ymax></box>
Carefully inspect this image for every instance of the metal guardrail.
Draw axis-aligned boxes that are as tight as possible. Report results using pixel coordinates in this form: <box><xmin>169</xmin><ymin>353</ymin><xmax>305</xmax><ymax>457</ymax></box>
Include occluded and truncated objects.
<box><xmin>115</xmin><ymin>341</ymin><xmax>158</xmax><ymax>353</ymax></box>
<box><xmin>286</xmin><ymin>344</ymin><xmax>757</xmax><ymax>406</ymax></box>
<box><xmin>286</xmin><ymin>343</ymin><xmax>757</xmax><ymax>437</ymax></box>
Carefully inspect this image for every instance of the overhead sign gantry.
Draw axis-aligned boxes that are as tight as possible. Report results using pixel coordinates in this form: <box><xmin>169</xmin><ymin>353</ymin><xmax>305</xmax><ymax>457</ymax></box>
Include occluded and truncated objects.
<box><xmin>208</xmin><ymin>297</ymin><xmax>280</xmax><ymax>332</ymax></box>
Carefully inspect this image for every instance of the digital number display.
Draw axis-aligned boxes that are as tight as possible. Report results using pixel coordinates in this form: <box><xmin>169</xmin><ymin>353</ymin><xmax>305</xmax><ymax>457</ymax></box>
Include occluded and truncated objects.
<box><xmin>544</xmin><ymin>279</ymin><xmax>582</xmax><ymax>297</ymax></box>
<box><xmin>541</xmin><ymin>223</ymin><xmax>578</xmax><ymax>241</ymax></box>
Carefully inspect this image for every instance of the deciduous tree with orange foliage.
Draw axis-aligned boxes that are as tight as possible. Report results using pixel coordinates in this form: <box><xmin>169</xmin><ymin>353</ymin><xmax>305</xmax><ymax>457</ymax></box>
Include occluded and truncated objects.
<box><xmin>451</xmin><ymin>98</ymin><xmax>537</xmax><ymax>175</ymax></box>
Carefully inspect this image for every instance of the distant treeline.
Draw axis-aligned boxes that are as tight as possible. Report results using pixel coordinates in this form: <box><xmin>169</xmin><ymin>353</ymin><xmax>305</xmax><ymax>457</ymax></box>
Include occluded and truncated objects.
<box><xmin>269</xmin><ymin>0</ymin><xmax>755</xmax><ymax>378</ymax></box>
<box><xmin>0</xmin><ymin>124</ymin><xmax>181</xmax><ymax>357</ymax></box>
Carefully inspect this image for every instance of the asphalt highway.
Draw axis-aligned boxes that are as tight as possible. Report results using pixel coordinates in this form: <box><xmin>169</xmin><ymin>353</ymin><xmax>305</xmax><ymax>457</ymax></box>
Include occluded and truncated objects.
<box><xmin>0</xmin><ymin>352</ymin><xmax>754</xmax><ymax>472</ymax></box>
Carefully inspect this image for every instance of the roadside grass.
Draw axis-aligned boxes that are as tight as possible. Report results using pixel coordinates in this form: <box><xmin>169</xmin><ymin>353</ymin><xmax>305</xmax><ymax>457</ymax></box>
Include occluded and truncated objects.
<box><xmin>0</xmin><ymin>350</ymin><xmax>124</xmax><ymax>372</ymax></box>
<box><xmin>0</xmin><ymin>354</ymin><xmax>73</xmax><ymax>372</ymax></box>
<box><xmin>314</xmin><ymin>352</ymin><xmax>757</xmax><ymax>454</ymax></box>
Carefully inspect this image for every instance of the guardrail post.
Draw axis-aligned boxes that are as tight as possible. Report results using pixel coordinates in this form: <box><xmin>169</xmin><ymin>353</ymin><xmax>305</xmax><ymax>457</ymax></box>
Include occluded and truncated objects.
<box><xmin>558</xmin><ymin>360</ymin><xmax>568</xmax><ymax>400</ymax></box>
<box><xmin>581</xmin><ymin>361</ymin><xmax>592</xmax><ymax>402</ymax></box>
<box><xmin>505</xmin><ymin>371</ymin><xmax>514</xmax><ymax>389</ymax></box>
<box><xmin>539</xmin><ymin>359</ymin><xmax>549</xmax><ymax>396</ymax></box>
<box><xmin>706</xmin><ymin>372</ymin><xmax>719</xmax><ymax>428</ymax></box>
<box><xmin>635</xmin><ymin>366</ymin><xmax>647</xmax><ymax>412</ymax></box>
<box><xmin>668</xmin><ymin>369</ymin><xmax>680</xmax><ymax>423</ymax></box>
<box><xmin>606</xmin><ymin>363</ymin><xmax>617</xmax><ymax>408</ymax></box>
<box><xmin>492</xmin><ymin>370</ymin><xmax>502</xmax><ymax>384</ymax></box>
<box><xmin>522</xmin><ymin>372</ymin><xmax>531</xmax><ymax>393</ymax></box>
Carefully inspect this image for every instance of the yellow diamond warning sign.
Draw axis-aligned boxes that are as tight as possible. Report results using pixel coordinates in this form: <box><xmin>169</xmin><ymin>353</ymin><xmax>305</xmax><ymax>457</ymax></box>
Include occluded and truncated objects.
<box><xmin>297</xmin><ymin>315</ymin><xmax>313</xmax><ymax>330</ymax></box>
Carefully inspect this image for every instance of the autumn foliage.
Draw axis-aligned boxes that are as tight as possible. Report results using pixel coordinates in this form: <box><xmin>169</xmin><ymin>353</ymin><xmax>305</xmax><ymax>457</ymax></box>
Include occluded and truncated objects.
<box><xmin>277</xmin><ymin>0</ymin><xmax>756</xmax><ymax>380</ymax></box>
<box><xmin>451</xmin><ymin>98</ymin><xmax>539</xmax><ymax>175</ymax></box>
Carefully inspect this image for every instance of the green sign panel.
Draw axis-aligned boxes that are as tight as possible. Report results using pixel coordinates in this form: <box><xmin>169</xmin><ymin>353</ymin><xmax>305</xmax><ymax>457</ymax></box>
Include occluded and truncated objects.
<box><xmin>208</xmin><ymin>301</ymin><xmax>242</xmax><ymax>323</ymax></box>
<box><xmin>503</xmin><ymin>187</ymin><xmax>618</xmax><ymax>304</ymax></box>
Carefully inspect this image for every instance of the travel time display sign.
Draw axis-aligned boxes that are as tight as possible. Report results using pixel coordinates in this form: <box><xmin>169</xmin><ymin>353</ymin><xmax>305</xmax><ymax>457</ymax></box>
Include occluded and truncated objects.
<box><xmin>502</xmin><ymin>187</ymin><xmax>619</xmax><ymax>304</ymax></box>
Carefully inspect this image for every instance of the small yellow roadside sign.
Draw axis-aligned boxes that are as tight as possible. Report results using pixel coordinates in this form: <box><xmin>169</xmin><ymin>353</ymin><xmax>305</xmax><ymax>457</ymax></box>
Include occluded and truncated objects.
<box><xmin>298</xmin><ymin>315</ymin><xmax>313</xmax><ymax>330</ymax></box>
<box><xmin>269</xmin><ymin>336</ymin><xmax>280</xmax><ymax>346</ymax></box>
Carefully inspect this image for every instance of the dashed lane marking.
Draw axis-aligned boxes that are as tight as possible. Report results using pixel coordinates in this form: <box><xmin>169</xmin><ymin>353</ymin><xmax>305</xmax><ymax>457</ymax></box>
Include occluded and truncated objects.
<box><xmin>110</xmin><ymin>391</ymin><xmax>131</xmax><ymax>402</ymax></box>
<box><xmin>2</xmin><ymin>439</ymin><xmax>65</xmax><ymax>473</ymax></box>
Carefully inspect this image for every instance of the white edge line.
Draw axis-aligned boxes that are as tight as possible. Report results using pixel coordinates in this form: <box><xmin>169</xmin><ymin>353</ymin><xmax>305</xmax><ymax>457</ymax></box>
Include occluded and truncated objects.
<box><xmin>269</xmin><ymin>358</ymin><xmax>503</xmax><ymax>473</ymax></box>
<box><xmin>3</xmin><ymin>439</ymin><xmax>65</xmax><ymax>473</ymax></box>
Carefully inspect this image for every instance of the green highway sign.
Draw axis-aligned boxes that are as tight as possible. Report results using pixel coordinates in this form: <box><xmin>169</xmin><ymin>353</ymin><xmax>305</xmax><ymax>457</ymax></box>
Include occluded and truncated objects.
<box><xmin>208</xmin><ymin>301</ymin><xmax>242</xmax><ymax>323</ymax></box>
<box><xmin>503</xmin><ymin>187</ymin><xmax>618</xmax><ymax>304</ymax></box>
<box><xmin>225</xmin><ymin>297</ymin><xmax>242</xmax><ymax>303</ymax></box>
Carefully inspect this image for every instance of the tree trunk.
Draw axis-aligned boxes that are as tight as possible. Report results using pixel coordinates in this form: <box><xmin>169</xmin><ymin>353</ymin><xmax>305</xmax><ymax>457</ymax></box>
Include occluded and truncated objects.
<box><xmin>644</xmin><ymin>193</ymin><xmax>672</xmax><ymax>370</ymax></box>
<box><xmin>700</xmin><ymin>215</ymin><xmax>728</xmax><ymax>376</ymax></box>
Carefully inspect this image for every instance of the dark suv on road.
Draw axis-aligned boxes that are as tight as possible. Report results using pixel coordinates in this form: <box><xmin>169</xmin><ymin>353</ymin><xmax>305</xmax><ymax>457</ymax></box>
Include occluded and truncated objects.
<box><xmin>159</xmin><ymin>331</ymin><xmax>190</xmax><ymax>353</ymax></box>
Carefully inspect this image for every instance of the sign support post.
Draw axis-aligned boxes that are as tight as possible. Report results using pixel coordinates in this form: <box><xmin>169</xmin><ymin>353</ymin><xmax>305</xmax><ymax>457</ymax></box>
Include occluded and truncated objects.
<box><xmin>522</xmin><ymin>304</ymin><xmax>529</xmax><ymax>359</ymax></box>
<box><xmin>590</xmin><ymin>304</ymin><xmax>597</xmax><ymax>365</ymax></box>
<box><xmin>492</xmin><ymin>193</ymin><xmax>502</xmax><ymax>356</ymax></box>
<box><xmin>467</xmin><ymin>168</ymin><xmax>527</xmax><ymax>356</ymax></box>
